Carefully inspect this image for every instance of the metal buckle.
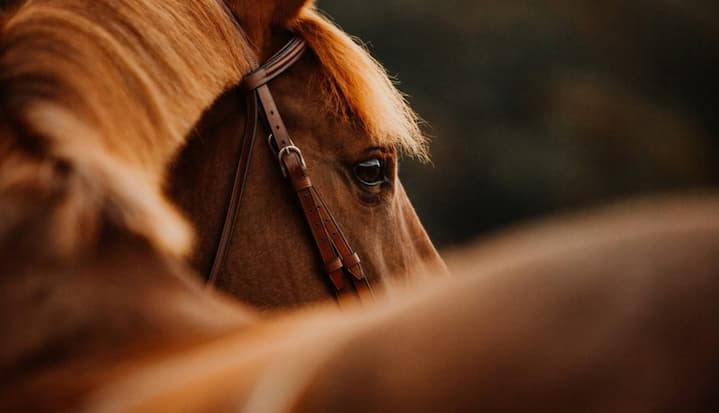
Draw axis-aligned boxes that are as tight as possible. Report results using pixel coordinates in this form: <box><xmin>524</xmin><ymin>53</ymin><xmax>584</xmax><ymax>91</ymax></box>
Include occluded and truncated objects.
<box><xmin>277</xmin><ymin>145</ymin><xmax>306</xmax><ymax>177</ymax></box>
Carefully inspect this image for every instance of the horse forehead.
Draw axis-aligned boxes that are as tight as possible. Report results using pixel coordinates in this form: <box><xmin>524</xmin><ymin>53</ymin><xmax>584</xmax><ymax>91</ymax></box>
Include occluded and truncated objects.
<box><xmin>263</xmin><ymin>54</ymin><xmax>383</xmax><ymax>155</ymax></box>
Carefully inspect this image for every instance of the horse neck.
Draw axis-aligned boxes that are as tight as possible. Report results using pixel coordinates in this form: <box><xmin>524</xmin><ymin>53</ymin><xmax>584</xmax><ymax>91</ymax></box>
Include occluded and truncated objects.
<box><xmin>0</xmin><ymin>192</ymin><xmax>255</xmax><ymax>386</ymax></box>
<box><xmin>167</xmin><ymin>87</ymin><xmax>247</xmax><ymax>277</ymax></box>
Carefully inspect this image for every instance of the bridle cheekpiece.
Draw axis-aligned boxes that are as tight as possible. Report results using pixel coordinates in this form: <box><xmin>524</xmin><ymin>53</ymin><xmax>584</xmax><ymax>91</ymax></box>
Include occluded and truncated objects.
<box><xmin>208</xmin><ymin>36</ymin><xmax>373</xmax><ymax>304</ymax></box>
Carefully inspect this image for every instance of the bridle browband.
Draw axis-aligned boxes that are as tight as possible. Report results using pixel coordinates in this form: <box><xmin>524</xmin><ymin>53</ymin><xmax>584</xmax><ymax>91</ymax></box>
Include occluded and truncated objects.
<box><xmin>207</xmin><ymin>36</ymin><xmax>373</xmax><ymax>303</ymax></box>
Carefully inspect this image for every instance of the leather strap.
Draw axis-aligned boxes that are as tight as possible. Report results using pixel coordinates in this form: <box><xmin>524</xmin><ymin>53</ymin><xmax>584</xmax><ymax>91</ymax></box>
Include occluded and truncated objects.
<box><xmin>208</xmin><ymin>36</ymin><xmax>373</xmax><ymax>303</ymax></box>
<box><xmin>243</xmin><ymin>37</ymin><xmax>307</xmax><ymax>90</ymax></box>
<box><xmin>208</xmin><ymin>92</ymin><xmax>258</xmax><ymax>284</ymax></box>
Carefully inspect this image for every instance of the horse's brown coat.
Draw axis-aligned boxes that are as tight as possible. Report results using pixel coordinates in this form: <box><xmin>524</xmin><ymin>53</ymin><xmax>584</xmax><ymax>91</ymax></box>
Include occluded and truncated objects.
<box><xmin>1</xmin><ymin>0</ymin><xmax>718</xmax><ymax>411</ymax></box>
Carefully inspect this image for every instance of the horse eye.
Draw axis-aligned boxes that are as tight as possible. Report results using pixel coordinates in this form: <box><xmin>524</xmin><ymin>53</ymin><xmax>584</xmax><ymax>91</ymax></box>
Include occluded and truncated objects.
<box><xmin>353</xmin><ymin>158</ymin><xmax>385</xmax><ymax>187</ymax></box>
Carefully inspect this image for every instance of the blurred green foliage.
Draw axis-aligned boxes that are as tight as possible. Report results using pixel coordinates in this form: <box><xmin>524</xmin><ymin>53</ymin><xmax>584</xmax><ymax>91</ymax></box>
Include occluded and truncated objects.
<box><xmin>320</xmin><ymin>0</ymin><xmax>719</xmax><ymax>247</ymax></box>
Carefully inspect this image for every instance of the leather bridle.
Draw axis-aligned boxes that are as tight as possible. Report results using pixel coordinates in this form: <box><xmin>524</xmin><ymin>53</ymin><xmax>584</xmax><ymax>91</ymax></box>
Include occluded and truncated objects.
<box><xmin>207</xmin><ymin>36</ymin><xmax>373</xmax><ymax>303</ymax></box>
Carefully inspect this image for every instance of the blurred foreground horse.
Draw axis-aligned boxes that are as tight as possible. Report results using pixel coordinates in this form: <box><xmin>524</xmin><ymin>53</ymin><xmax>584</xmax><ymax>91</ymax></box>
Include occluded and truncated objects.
<box><xmin>0</xmin><ymin>0</ymin><xmax>717</xmax><ymax>411</ymax></box>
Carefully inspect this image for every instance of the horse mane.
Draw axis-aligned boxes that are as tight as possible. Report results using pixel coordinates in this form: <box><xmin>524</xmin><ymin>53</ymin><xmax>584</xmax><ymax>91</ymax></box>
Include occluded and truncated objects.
<box><xmin>0</xmin><ymin>0</ymin><xmax>254</xmax><ymax>256</ymax></box>
<box><xmin>292</xmin><ymin>10</ymin><xmax>428</xmax><ymax>160</ymax></box>
<box><xmin>0</xmin><ymin>0</ymin><xmax>427</xmax><ymax>259</ymax></box>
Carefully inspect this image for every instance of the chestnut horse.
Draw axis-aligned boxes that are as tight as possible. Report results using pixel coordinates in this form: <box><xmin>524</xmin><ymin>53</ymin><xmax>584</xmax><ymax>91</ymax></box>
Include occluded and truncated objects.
<box><xmin>1</xmin><ymin>0</ymin><xmax>718</xmax><ymax>412</ymax></box>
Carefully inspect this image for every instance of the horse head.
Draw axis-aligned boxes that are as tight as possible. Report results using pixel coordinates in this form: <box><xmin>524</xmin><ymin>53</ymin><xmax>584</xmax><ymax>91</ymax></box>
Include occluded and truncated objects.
<box><xmin>169</xmin><ymin>0</ymin><xmax>448</xmax><ymax>308</ymax></box>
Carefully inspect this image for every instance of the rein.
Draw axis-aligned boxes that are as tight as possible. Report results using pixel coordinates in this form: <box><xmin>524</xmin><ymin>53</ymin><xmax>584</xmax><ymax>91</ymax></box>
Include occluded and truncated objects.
<box><xmin>207</xmin><ymin>36</ymin><xmax>373</xmax><ymax>303</ymax></box>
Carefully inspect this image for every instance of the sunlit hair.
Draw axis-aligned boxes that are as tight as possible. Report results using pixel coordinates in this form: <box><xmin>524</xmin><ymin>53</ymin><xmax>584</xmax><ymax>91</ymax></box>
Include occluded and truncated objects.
<box><xmin>1</xmin><ymin>0</ymin><xmax>254</xmax><ymax>172</ymax></box>
<box><xmin>293</xmin><ymin>9</ymin><xmax>428</xmax><ymax>161</ymax></box>
<box><xmin>0</xmin><ymin>0</ymin><xmax>255</xmax><ymax>256</ymax></box>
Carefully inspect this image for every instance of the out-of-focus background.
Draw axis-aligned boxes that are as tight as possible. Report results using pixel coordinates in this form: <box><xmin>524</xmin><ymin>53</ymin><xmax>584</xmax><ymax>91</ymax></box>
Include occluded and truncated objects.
<box><xmin>320</xmin><ymin>1</ymin><xmax>719</xmax><ymax>248</ymax></box>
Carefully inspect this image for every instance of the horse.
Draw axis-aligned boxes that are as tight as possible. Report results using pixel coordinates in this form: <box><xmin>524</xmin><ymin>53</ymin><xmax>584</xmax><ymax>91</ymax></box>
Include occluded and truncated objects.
<box><xmin>1</xmin><ymin>0</ymin><xmax>718</xmax><ymax>411</ymax></box>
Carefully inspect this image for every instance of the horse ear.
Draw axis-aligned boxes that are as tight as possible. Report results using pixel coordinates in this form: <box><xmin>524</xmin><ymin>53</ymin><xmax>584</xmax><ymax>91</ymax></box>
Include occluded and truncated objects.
<box><xmin>224</xmin><ymin>0</ymin><xmax>312</xmax><ymax>46</ymax></box>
